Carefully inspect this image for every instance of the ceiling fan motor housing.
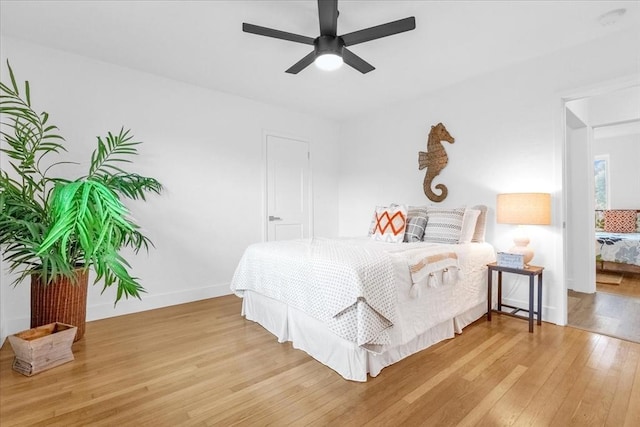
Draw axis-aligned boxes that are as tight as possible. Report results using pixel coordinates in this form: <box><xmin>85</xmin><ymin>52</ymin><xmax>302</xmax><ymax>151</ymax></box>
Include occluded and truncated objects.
<box><xmin>315</xmin><ymin>36</ymin><xmax>344</xmax><ymax>57</ymax></box>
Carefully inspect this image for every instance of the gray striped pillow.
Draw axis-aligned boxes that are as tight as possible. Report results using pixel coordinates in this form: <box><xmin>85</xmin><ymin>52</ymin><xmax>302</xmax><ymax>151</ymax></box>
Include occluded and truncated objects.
<box><xmin>423</xmin><ymin>207</ymin><xmax>465</xmax><ymax>244</ymax></box>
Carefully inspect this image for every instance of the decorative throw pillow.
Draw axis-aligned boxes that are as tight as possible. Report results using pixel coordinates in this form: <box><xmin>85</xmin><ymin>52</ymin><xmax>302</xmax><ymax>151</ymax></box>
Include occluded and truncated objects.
<box><xmin>458</xmin><ymin>208</ymin><xmax>481</xmax><ymax>243</ymax></box>
<box><xmin>604</xmin><ymin>210</ymin><xmax>637</xmax><ymax>233</ymax></box>
<box><xmin>368</xmin><ymin>203</ymin><xmax>401</xmax><ymax>235</ymax></box>
<box><xmin>404</xmin><ymin>212</ymin><xmax>428</xmax><ymax>242</ymax></box>
<box><xmin>371</xmin><ymin>205</ymin><xmax>407</xmax><ymax>243</ymax></box>
<box><xmin>423</xmin><ymin>207</ymin><xmax>465</xmax><ymax>244</ymax></box>
<box><xmin>407</xmin><ymin>205</ymin><xmax>429</xmax><ymax>219</ymax></box>
<box><xmin>368</xmin><ymin>207</ymin><xmax>383</xmax><ymax>235</ymax></box>
<box><xmin>471</xmin><ymin>204</ymin><xmax>488</xmax><ymax>243</ymax></box>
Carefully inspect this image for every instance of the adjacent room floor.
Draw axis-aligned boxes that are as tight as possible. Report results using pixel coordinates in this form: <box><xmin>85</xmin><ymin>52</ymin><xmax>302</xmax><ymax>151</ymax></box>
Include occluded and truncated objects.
<box><xmin>568</xmin><ymin>271</ymin><xmax>640</xmax><ymax>343</ymax></box>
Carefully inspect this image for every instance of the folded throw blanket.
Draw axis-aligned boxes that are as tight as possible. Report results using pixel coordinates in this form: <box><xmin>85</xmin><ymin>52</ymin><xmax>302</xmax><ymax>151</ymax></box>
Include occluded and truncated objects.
<box><xmin>408</xmin><ymin>252</ymin><xmax>462</xmax><ymax>298</ymax></box>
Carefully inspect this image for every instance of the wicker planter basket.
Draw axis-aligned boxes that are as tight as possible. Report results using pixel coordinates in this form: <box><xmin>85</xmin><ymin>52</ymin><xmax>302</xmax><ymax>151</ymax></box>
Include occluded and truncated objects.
<box><xmin>31</xmin><ymin>269</ymin><xmax>89</xmax><ymax>342</ymax></box>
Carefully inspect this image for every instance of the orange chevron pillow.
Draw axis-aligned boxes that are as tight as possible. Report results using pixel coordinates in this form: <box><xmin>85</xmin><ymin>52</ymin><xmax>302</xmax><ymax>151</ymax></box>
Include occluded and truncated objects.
<box><xmin>371</xmin><ymin>205</ymin><xmax>407</xmax><ymax>243</ymax></box>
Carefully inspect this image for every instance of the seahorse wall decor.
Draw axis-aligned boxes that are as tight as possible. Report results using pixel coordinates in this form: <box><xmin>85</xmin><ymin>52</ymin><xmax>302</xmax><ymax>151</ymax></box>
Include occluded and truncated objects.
<box><xmin>418</xmin><ymin>122</ymin><xmax>455</xmax><ymax>202</ymax></box>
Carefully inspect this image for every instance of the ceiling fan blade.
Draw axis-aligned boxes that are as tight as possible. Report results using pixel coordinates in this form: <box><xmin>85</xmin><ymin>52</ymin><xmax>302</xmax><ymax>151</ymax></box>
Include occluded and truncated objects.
<box><xmin>285</xmin><ymin>51</ymin><xmax>317</xmax><ymax>74</ymax></box>
<box><xmin>342</xmin><ymin>48</ymin><xmax>375</xmax><ymax>74</ymax></box>
<box><xmin>318</xmin><ymin>0</ymin><xmax>338</xmax><ymax>36</ymax></box>
<box><xmin>243</xmin><ymin>23</ymin><xmax>314</xmax><ymax>45</ymax></box>
<box><xmin>341</xmin><ymin>17</ymin><xmax>416</xmax><ymax>46</ymax></box>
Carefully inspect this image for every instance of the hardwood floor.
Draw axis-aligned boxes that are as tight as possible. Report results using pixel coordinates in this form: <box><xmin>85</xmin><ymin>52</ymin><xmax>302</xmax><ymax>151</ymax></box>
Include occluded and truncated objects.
<box><xmin>596</xmin><ymin>271</ymin><xmax>640</xmax><ymax>299</ymax></box>
<box><xmin>2</xmin><ymin>295</ymin><xmax>640</xmax><ymax>426</ymax></box>
<box><xmin>568</xmin><ymin>272</ymin><xmax>640</xmax><ymax>343</ymax></box>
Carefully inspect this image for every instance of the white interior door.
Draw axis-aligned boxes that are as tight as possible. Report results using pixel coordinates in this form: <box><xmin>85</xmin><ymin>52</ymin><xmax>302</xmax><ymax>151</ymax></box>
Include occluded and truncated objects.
<box><xmin>565</xmin><ymin>111</ymin><xmax>596</xmax><ymax>294</ymax></box>
<box><xmin>265</xmin><ymin>134</ymin><xmax>311</xmax><ymax>241</ymax></box>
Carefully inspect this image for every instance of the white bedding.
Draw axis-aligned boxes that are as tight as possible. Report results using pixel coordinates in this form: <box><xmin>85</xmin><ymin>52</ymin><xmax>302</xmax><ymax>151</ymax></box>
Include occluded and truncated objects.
<box><xmin>231</xmin><ymin>238</ymin><xmax>398</xmax><ymax>350</ymax></box>
<box><xmin>230</xmin><ymin>237</ymin><xmax>496</xmax><ymax>381</ymax></box>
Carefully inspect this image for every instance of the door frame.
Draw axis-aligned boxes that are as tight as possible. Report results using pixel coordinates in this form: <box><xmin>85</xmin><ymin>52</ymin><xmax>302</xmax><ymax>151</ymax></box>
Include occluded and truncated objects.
<box><xmin>262</xmin><ymin>130</ymin><xmax>314</xmax><ymax>242</ymax></box>
<box><xmin>558</xmin><ymin>74</ymin><xmax>640</xmax><ymax>326</ymax></box>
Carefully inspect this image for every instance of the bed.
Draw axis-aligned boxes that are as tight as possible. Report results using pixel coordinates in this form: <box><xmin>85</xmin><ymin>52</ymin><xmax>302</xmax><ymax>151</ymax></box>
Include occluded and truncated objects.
<box><xmin>595</xmin><ymin>209</ymin><xmax>640</xmax><ymax>274</ymax></box>
<box><xmin>596</xmin><ymin>232</ymin><xmax>640</xmax><ymax>274</ymax></box>
<box><xmin>230</xmin><ymin>205</ymin><xmax>496</xmax><ymax>381</ymax></box>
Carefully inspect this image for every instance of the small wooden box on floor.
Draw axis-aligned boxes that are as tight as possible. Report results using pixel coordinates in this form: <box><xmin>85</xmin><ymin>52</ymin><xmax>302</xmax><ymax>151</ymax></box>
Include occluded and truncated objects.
<box><xmin>7</xmin><ymin>322</ymin><xmax>77</xmax><ymax>376</ymax></box>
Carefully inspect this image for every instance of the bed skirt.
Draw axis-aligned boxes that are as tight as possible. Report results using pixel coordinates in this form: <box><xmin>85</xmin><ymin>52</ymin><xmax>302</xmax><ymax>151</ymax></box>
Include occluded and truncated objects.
<box><xmin>241</xmin><ymin>290</ymin><xmax>486</xmax><ymax>382</ymax></box>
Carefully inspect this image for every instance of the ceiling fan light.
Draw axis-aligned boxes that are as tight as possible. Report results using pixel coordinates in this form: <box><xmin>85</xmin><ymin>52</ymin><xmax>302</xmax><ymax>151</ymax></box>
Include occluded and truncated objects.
<box><xmin>315</xmin><ymin>53</ymin><xmax>343</xmax><ymax>71</ymax></box>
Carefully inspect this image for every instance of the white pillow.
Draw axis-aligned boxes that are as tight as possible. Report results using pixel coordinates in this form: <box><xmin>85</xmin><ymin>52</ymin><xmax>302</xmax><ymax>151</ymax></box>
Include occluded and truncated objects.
<box><xmin>371</xmin><ymin>205</ymin><xmax>408</xmax><ymax>243</ymax></box>
<box><xmin>459</xmin><ymin>208</ymin><xmax>481</xmax><ymax>243</ymax></box>
<box><xmin>471</xmin><ymin>204</ymin><xmax>488</xmax><ymax>243</ymax></box>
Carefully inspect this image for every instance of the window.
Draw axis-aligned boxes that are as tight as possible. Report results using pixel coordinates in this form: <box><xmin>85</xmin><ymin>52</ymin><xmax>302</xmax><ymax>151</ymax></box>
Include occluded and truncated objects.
<box><xmin>594</xmin><ymin>154</ymin><xmax>609</xmax><ymax>210</ymax></box>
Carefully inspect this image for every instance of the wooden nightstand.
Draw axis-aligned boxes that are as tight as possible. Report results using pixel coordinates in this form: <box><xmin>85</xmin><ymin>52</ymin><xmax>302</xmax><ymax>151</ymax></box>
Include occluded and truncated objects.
<box><xmin>487</xmin><ymin>262</ymin><xmax>544</xmax><ymax>332</ymax></box>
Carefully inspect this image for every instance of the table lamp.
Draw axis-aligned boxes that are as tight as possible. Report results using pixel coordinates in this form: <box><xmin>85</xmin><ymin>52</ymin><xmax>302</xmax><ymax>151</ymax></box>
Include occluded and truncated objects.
<box><xmin>496</xmin><ymin>193</ymin><xmax>551</xmax><ymax>265</ymax></box>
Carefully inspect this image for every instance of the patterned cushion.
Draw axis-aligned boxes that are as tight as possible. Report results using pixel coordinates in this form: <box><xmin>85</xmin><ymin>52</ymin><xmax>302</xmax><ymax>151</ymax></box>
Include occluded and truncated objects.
<box><xmin>368</xmin><ymin>207</ymin><xmax>383</xmax><ymax>235</ymax></box>
<box><xmin>604</xmin><ymin>210</ymin><xmax>637</xmax><ymax>233</ymax></box>
<box><xmin>423</xmin><ymin>207</ymin><xmax>465</xmax><ymax>244</ymax></box>
<box><xmin>404</xmin><ymin>212</ymin><xmax>428</xmax><ymax>242</ymax></box>
<box><xmin>471</xmin><ymin>204</ymin><xmax>488</xmax><ymax>243</ymax></box>
<box><xmin>368</xmin><ymin>203</ymin><xmax>402</xmax><ymax>235</ymax></box>
<box><xmin>637</xmin><ymin>213</ymin><xmax>640</xmax><ymax>232</ymax></box>
<box><xmin>371</xmin><ymin>205</ymin><xmax>407</xmax><ymax>243</ymax></box>
<box><xmin>459</xmin><ymin>208</ymin><xmax>481</xmax><ymax>243</ymax></box>
<box><xmin>407</xmin><ymin>205</ymin><xmax>429</xmax><ymax>219</ymax></box>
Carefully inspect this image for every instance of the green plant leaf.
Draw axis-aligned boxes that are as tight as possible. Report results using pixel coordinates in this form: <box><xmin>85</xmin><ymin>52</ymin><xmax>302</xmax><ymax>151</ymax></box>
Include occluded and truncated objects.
<box><xmin>1</xmin><ymin>61</ymin><xmax>162</xmax><ymax>304</ymax></box>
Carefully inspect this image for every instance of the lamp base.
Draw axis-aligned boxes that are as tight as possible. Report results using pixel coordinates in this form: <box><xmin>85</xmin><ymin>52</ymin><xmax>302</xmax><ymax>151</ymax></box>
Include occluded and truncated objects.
<box><xmin>510</xmin><ymin>236</ymin><xmax>534</xmax><ymax>266</ymax></box>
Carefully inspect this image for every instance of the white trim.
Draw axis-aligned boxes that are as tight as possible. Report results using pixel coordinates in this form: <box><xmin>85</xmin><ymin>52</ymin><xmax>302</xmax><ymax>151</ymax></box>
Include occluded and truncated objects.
<box><xmin>262</xmin><ymin>130</ymin><xmax>314</xmax><ymax>242</ymax></box>
<box><xmin>0</xmin><ymin>282</ymin><xmax>232</xmax><ymax>345</ymax></box>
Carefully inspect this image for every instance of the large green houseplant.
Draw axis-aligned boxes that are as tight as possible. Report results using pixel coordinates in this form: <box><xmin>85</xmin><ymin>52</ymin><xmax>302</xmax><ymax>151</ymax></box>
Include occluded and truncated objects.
<box><xmin>0</xmin><ymin>61</ymin><xmax>162</xmax><ymax>340</ymax></box>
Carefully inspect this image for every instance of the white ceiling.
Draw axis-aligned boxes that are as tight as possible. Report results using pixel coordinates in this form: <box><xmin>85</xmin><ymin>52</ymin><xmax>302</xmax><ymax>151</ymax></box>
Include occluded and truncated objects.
<box><xmin>1</xmin><ymin>0</ymin><xmax>639</xmax><ymax>121</ymax></box>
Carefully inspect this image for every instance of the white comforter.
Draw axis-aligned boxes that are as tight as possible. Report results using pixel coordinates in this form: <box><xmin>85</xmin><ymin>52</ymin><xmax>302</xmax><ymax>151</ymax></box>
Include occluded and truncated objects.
<box><xmin>231</xmin><ymin>237</ymin><xmax>495</xmax><ymax>352</ymax></box>
<box><xmin>231</xmin><ymin>238</ymin><xmax>397</xmax><ymax>350</ymax></box>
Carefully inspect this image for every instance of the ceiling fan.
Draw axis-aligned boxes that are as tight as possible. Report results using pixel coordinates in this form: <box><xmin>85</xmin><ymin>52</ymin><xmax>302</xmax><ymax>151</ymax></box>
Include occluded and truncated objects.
<box><xmin>242</xmin><ymin>0</ymin><xmax>416</xmax><ymax>74</ymax></box>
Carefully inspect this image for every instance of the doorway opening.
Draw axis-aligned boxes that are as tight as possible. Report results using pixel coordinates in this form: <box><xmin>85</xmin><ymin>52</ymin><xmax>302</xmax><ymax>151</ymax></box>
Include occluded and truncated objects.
<box><xmin>563</xmin><ymin>81</ymin><xmax>640</xmax><ymax>343</ymax></box>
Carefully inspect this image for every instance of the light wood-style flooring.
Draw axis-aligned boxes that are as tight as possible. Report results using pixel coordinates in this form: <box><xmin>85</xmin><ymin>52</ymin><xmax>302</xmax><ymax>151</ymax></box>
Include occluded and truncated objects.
<box><xmin>2</xmin><ymin>295</ymin><xmax>640</xmax><ymax>426</ymax></box>
<box><xmin>598</xmin><ymin>271</ymin><xmax>640</xmax><ymax>298</ymax></box>
<box><xmin>568</xmin><ymin>272</ymin><xmax>640</xmax><ymax>343</ymax></box>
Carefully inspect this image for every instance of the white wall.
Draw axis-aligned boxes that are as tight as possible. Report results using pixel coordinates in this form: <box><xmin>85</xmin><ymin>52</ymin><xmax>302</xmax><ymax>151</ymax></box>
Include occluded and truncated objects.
<box><xmin>0</xmin><ymin>37</ymin><xmax>341</xmax><ymax>343</ymax></box>
<box><xmin>594</xmin><ymin>132</ymin><xmax>640</xmax><ymax>208</ymax></box>
<box><xmin>337</xmin><ymin>28</ymin><xmax>640</xmax><ymax>325</ymax></box>
<box><xmin>589</xmin><ymin>86</ymin><xmax>640</xmax><ymax>127</ymax></box>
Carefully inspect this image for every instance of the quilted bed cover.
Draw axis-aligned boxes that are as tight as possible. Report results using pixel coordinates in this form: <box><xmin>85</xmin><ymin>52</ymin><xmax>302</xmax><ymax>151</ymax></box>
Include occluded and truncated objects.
<box><xmin>596</xmin><ymin>232</ymin><xmax>640</xmax><ymax>267</ymax></box>
<box><xmin>231</xmin><ymin>237</ymin><xmax>495</xmax><ymax>352</ymax></box>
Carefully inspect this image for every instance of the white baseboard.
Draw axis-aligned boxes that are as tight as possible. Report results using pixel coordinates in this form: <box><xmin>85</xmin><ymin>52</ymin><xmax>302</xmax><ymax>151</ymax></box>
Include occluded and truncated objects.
<box><xmin>0</xmin><ymin>283</ymin><xmax>232</xmax><ymax>345</ymax></box>
<box><xmin>86</xmin><ymin>282</ymin><xmax>232</xmax><ymax>322</ymax></box>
